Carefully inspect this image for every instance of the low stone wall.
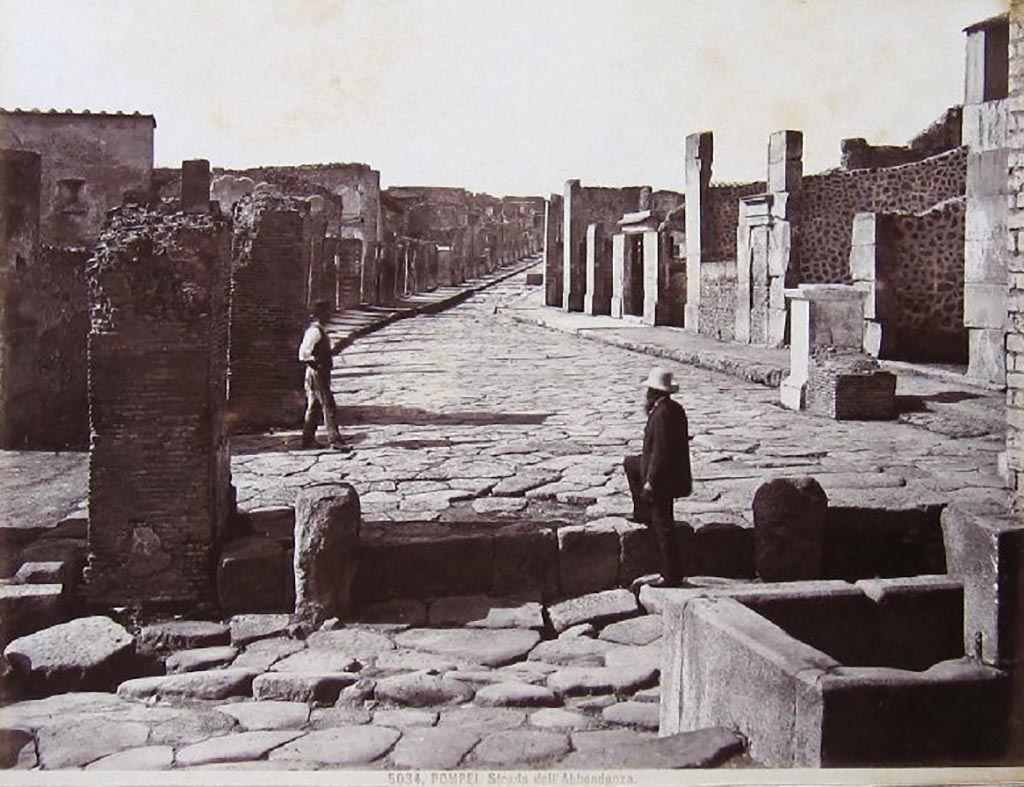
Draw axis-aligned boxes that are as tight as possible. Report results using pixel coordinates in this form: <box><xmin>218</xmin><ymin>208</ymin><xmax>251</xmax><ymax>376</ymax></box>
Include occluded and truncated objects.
<box><xmin>698</xmin><ymin>260</ymin><xmax>737</xmax><ymax>342</ymax></box>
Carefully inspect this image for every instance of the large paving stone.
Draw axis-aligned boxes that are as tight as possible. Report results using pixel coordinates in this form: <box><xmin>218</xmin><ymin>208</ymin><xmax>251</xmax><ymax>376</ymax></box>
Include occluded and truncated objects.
<box><xmin>395</xmin><ymin>627</ymin><xmax>540</xmax><ymax>667</ymax></box>
<box><xmin>36</xmin><ymin>720</ymin><xmax>151</xmax><ymax>769</ymax></box>
<box><xmin>372</xmin><ymin>708</ymin><xmax>438</xmax><ymax>728</ymax></box>
<box><xmin>529</xmin><ymin>708</ymin><xmax>595</xmax><ymax>729</ymax></box>
<box><xmin>372</xmin><ymin>648</ymin><xmax>480</xmax><ymax>674</ymax></box>
<box><xmin>3</xmin><ymin>615</ymin><xmax>134</xmax><ymax>692</ymax></box>
<box><xmin>547</xmin><ymin>664</ymin><xmax>659</xmax><ymax>697</ymax></box>
<box><xmin>471</xmin><ymin>729</ymin><xmax>570</xmax><ymax>766</ymax></box>
<box><xmin>232</xmin><ymin>637</ymin><xmax>305</xmax><ymax>671</ymax></box>
<box><xmin>215</xmin><ymin>701</ymin><xmax>311</xmax><ymax>730</ymax></box>
<box><xmin>491</xmin><ymin>470</ymin><xmax>562</xmax><ymax>496</ymax></box>
<box><xmin>570</xmin><ymin>728</ymin><xmax>658</xmax><ymax>753</ymax></box>
<box><xmin>146</xmin><ymin>709</ymin><xmax>238</xmax><ymax>747</ymax></box>
<box><xmin>548</xmin><ymin>589</ymin><xmax>639</xmax><ymax>633</ymax></box>
<box><xmin>602</xmin><ymin>641</ymin><xmax>663</xmax><ymax>674</ymax></box>
<box><xmin>474</xmin><ymin>681</ymin><xmax>560</xmax><ymax>708</ymax></box>
<box><xmin>268</xmin><ymin>726</ymin><xmax>401</xmax><ymax>765</ymax></box>
<box><xmin>136</xmin><ymin>620</ymin><xmax>230</xmax><ymax>655</ymax></box>
<box><xmin>438</xmin><ymin>707</ymin><xmax>528</xmax><ymax>734</ymax></box>
<box><xmin>305</xmin><ymin>627</ymin><xmax>396</xmax><ymax>658</ymax></box>
<box><xmin>375</xmin><ymin>670</ymin><xmax>476</xmax><ymax>707</ymax></box>
<box><xmin>561</xmin><ymin>727</ymin><xmax>744</xmax><ymax>769</ymax></box>
<box><xmin>229</xmin><ymin>614</ymin><xmax>292</xmax><ymax>646</ymax></box>
<box><xmin>527</xmin><ymin>636</ymin><xmax>621</xmax><ymax>667</ymax></box>
<box><xmin>602</xmin><ymin>701</ymin><xmax>660</xmax><ymax>729</ymax></box>
<box><xmin>309</xmin><ymin>706</ymin><xmax>373</xmax><ymax>728</ymax></box>
<box><xmin>84</xmin><ymin>745</ymin><xmax>175</xmax><ymax>770</ymax></box>
<box><xmin>388</xmin><ymin>727</ymin><xmax>480</xmax><ymax>769</ymax></box>
<box><xmin>175</xmin><ymin>730</ymin><xmax>305</xmax><ymax>767</ymax></box>
<box><xmin>117</xmin><ymin>668</ymin><xmax>257</xmax><ymax>702</ymax></box>
<box><xmin>270</xmin><ymin>649</ymin><xmax>361</xmax><ymax>674</ymax></box>
<box><xmin>252</xmin><ymin>671</ymin><xmax>358</xmax><ymax>703</ymax></box>
<box><xmin>598</xmin><ymin>614</ymin><xmax>663</xmax><ymax>646</ymax></box>
<box><xmin>165</xmin><ymin>646</ymin><xmax>238</xmax><ymax>674</ymax></box>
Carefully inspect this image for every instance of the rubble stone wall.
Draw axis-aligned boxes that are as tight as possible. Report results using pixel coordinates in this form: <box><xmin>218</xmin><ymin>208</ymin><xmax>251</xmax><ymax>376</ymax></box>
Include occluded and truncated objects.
<box><xmin>699</xmin><ymin>259</ymin><xmax>738</xmax><ymax>342</ymax></box>
<box><xmin>86</xmin><ymin>204</ymin><xmax>232</xmax><ymax>606</ymax></box>
<box><xmin>705</xmin><ymin>182</ymin><xmax>766</xmax><ymax>263</ymax></box>
<box><xmin>802</xmin><ymin>148</ymin><xmax>967</xmax><ymax>284</ymax></box>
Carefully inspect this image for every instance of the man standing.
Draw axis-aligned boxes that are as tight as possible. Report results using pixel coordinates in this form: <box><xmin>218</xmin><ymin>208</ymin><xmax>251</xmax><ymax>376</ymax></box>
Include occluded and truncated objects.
<box><xmin>624</xmin><ymin>367</ymin><xmax>692</xmax><ymax>587</ymax></box>
<box><xmin>298</xmin><ymin>300</ymin><xmax>350</xmax><ymax>451</ymax></box>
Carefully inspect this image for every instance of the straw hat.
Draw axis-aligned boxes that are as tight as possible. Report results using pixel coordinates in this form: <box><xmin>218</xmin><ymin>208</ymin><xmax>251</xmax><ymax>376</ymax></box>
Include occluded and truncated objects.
<box><xmin>643</xmin><ymin>366</ymin><xmax>679</xmax><ymax>393</ymax></box>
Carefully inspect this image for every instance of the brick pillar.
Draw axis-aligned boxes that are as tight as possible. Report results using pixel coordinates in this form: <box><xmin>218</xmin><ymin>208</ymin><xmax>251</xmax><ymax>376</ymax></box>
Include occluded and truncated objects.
<box><xmin>85</xmin><ymin>204</ymin><xmax>231</xmax><ymax>606</ymax></box>
<box><xmin>181</xmin><ymin>159</ymin><xmax>211</xmax><ymax>214</ymax></box>
<box><xmin>0</xmin><ymin>150</ymin><xmax>42</xmax><ymax>448</ymax></box>
<box><xmin>684</xmin><ymin>132</ymin><xmax>713</xmax><ymax>332</ymax></box>
<box><xmin>544</xmin><ymin>194</ymin><xmax>563</xmax><ymax>306</ymax></box>
<box><xmin>583</xmin><ymin>222</ymin><xmax>612</xmax><ymax>315</ymax></box>
<box><xmin>562</xmin><ymin>180</ymin><xmax>586</xmax><ymax>312</ymax></box>
<box><xmin>229</xmin><ymin>193</ymin><xmax>311</xmax><ymax>431</ymax></box>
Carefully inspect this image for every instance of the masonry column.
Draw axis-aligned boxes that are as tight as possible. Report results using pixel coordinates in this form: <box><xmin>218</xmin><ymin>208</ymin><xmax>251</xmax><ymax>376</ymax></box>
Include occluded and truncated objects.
<box><xmin>562</xmin><ymin>180</ymin><xmax>586</xmax><ymax>311</ymax></box>
<box><xmin>583</xmin><ymin>222</ymin><xmax>612</xmax><ymax>315</ymax></box>
<box><xmin>684</xmin><ymin>133</ymin><xmax>713</xmax><ymax>332</ymax></box>
<box><xmin>85</xmin><ymin>202</ymin><xmax>232</xmax><ymax>606</ymax></box>
<box><xmin>544</xmin><ymin>194</ymin><xmax>563</xmax><ymax>306</ymax></box>
<box><xmin>766</xmin><ymin>130</ymin><xmax>803</xmax><ymax>346</ymax></box>
<box><xmin>229</xmin><ymin>193</ymin><xmax>311</xmax><ymax>431</ymax></box>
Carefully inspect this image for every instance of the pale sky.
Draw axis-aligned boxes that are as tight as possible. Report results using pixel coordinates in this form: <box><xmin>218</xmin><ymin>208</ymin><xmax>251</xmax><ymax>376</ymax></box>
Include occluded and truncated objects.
<box><xmin>0</xmin><ymin>0</ymin><xmax>1009</xmax><ymax>196</ymax></box>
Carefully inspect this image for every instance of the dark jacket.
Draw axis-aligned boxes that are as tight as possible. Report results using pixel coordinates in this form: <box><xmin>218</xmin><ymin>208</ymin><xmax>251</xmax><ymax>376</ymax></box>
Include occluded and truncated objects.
<box><xmin>642</xmin><ymin>396</ymin><xmax>692</xmax><ymax>499</ymax></box>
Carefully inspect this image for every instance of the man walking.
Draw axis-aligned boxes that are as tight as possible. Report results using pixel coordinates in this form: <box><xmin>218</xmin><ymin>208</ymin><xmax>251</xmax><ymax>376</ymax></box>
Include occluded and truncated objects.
<box><xmin>298</xmin><ymin>300</ymin><xmax>350</xmax><ymax>451</ymax></box>
<box><xmin>624</xmin><ymin>366</ymin><xmax>692</xmax><ymax>587</ymax></box>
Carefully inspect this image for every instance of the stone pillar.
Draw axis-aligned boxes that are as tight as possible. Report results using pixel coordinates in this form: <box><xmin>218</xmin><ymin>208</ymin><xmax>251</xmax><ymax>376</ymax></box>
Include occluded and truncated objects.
<box><xmin>735</xmin><ymin>194</ymin><xmax>772</xmax><ymax>344</ymax></box>
<box><xmin>684</xmin><ymin>133</ymin><xmax>713</xmax><ymax>332</ymax></box>
<box><xmin>335</xmin><ymin>238</ymin><xmax>363</xmax><ymax>310</ymax></box>
<box><xmin>641</xmin><ymin>229</ymin><xmax>663</xmax><ymax>326</ymax></box>
<box><xmin>849</xmin><ymin>212</ymin><xmax>893</xmax><ymax>357</ymax></box>
<box><xmin>294</xmin><ymin>484</ymin><xmax>361</xmax><ymax>625</ymax></box>
<box><xmin>562</xmin><ymin>179</ymin><xmax>586</xmax><ymax>312</ymax></box>
<box><xmin>85</xmin><ymin>204</ymin><xmax>232</xmax><ymax>606</ymax></box>
<box><xmin>781</xmin><ymin>284</ymin><xmax>895</xmax><ymax>419</ymax></box>
<box><xmin>964</xmin><ymin>16</ymin><xmax>1011</xmax><ymax>385</ymax></box>
<box><xmin>583</xmin><ymin>222</ymin><xmax>612</xmax><ymax>315</ymax></box>
<box><xmin>0</xmin><ymin>150</ymin><xmax>42</xmax><ymax>448</ymax></box>
<box><xmin>229</xmin><ymin>193</ymin><xmax>311</xmax><ymax>431</ymax></box>
<box><xmin>610</xmin><ymin>232</ymin><xmax>626</xmax><ymax>318</ymax></box>
<box><xmin>766</xmin><ymin>131</ymin><xmax>803</xmax><ymax>346</ymax></box>
<box><xmin>544</xmin><ymin>194</ymin><xmax>564</xmax><ymax>307</ymax></box>
<box><xmin>181</xmin><ymin>159</ymin><xmax>211</xmax><ymax>214</ymax></box>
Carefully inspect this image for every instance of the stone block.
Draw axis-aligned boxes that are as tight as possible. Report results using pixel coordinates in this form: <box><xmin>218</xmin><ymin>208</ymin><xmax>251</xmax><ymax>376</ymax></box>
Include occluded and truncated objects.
<box><xmin>181</xmin><ymin>159</ymin><xmax>211</xmax><ymax>213</ymax></box>
<box><xmin>251</xmin><ymin>671</ymin><xmax>358</xmax><ymax>703</ymax></box>
<box><xmin>217</xmin><ymin>536</ymin><xmax>288</xmax><ymax>615</ymax></box>
<box><xmin>244</xmin><ymin>506</ymin><xmax>295</xmax><ymax>542</ymax></box>
<box><xmin>752</xmin><ymin>477</ymin><xmax>827</xmax><ymax>582</ymax></box>
<box><xmin>525</xmin><ymin>273</ymin><xmax>543</xmax><ymax>286</ymax></box>
<box><xmin>0</xmin><ymin>584</ymin><xmax>66</xmax><ymax>646</ymax></box>
<box><xmin>968</xmin><ymin>328</ymin><xmax>1008</xmax><ymax>384</ymax></box>
<box><xmin>968</xmin><ymin>149</ymin><xmax>1011</xmax><ymax>198</ymax></box>
<box><xmin>966</xmin><ymin>196</ymin><xmax>1009</xmax><ymax>241</ymax></box>
<box><xmin>13</xmin><ymin>561</ymin><xmax>69</xmax><ymax>587</ymax></box>
<box><xmin>779</xmin><ymin>377</ymin><xmax>805</xmax><ymax>411</ymax></box>
<box><xmin>547</xmin><ymin>590</ymin><xmax>639</xmax><ymax>633</ymax></box>
<box><xmin>964</xmin><ymin>283</ymin><xmax>1007</xmax><ymax>329</ymax></box>
<box><xmin>557</xmin><ymin>523</ymin><xmax>620</xmax><ymax>598</ymax></box>
<box><xmin>376</xmin><ymin>523</ymin><xmax>494</xmax><ymax>600</ymax></box>
<box><xmin>962</xmin><ymin>101</ymin><xmax>1009</xmax><ymax>151</ymax></box>
<box><xmin>849</xmin><ymin>244</ymin><xmax>877</xmax><ymax>284</ymax></box>
<box><xmin>862</xmin><ymin>321</ymin><xmax>882</xmax><ymax>357</ymax></box>
<box><xmin>614</xmin><ymin>520</ymin><xmax>661</xmax><ymax>586</ymax></box>
<box><xmin>965</xmin><ymin>237</ymin><xmax>1008</xmax><ymax>285</ymax></box>
<box><xmin>692</xmin><ymin>521</ymin><xmax>753</xmax><ymax>578</ymax></box>
<box><xmin>942</xmin><ymin>502</ymin><xmax>1024</xmax><ymax>667</ymax></box>
<box><xmin>293</xmin><ymin>484</ymin><xmax>361</xmax><ymax>625</ymax></box>
<box><xmin>136</xmin><ymin>620</ymin><xmax>230</xmax><ymax>656</ymax></box>
<box><xmin>492</xmin><ymin>524</ymin><xmax>558</xmax><ymax>600</ymax></box>
<box><xmin>849</xmin><ymin>212</ymin><xmax>878</xmax><ymax>248</ymax></box>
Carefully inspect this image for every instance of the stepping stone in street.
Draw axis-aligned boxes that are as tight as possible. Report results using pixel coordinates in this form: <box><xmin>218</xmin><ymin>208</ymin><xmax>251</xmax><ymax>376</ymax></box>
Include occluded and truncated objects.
<box><xmin>529</xmin><ymin>708</ymin><xmax>595</xmax><ymax>730</ymax></box>
<box><xmin>36</xmin><ymin>720</ymin><xmax>151</xmax><ymax>769</ymax></box>
<box><xmin>438</xmin><ymin>707</ymin><xmax>528</xmax><ymax>734</ymax></box>
<box><xmin>165</xmin><ymin>646</ymin><xmax>238</xmax><ymax>674</ymax></box>
<box><xmin>470</xmin><ymin>729</ymin><xmax>570</xmax><ymax>767</ymax></box>
<box><xmin>215</xmin><ymin>701</ymin><xmax>310</xmax><ymax>731</ymax></box>
<box><xmin>527</xmin><ymin>637</ymin><xmax>621</xmax><ymax>667</ymax></box>
<box><xmin>84</xmin><ymin>745</ymin><xmax>174</xmax><ymax>770</ymax></box>
<box><xmin>3</xmin><ymin>616</ymin><xmax>134</xmax><ymax>693</ymax></box>
<box><xmin>270</xmin><ymin>649</ymin><xmax>361</xmax><ymax>674</ymax></box>
<box><xmin>175</xmin><ymin>730</ymin><xmax>305</xmax><ymax>768</ymax></box>
<box><xmin>395</xmin><ymin>628</ymin><xmax>540</xmax><ymax>667</ymax></box>
<box><xmin>229</xmin><ymin>614</ymin><xmax>292</xmax><ymax>647</ymax></box>
<box><xmin>474</xmin><ymin>681</ymin><xmax>560</xmax><ymax>708</ymax></box>
<box><xmin>268</xmin><ymin>726</ymin><xmax>401</xmax><ymax>766</ymax></box>
<box><xmin>548</xmin><ymin>589</ymin><xmax>640</xmax><ymax>633</ymax></box>
<box><xmin>560</xmin><ymin>727</ymin><xmax>744</xmax><ymax>769</ymax></box>
<box><xmin>136</xmin><ymin>620</ymin><xmax>230</xmax><ymax>656</ymax></box>
<box><xmin>252</xmin><ymin>671</ymin><xmax>358</xmax><ymax>703</ymax></box>
<box><xmin>374</xmin><ymin>670</ymin><xmax>476</xmax><ymax>707</ymax></box>
<box><xmin>117</xmin><ymin>669</ymin><xmax>258</xmax><ymax>702</ymax></box>
<box><xmin>388</xmin><ymin>727</ymin><xmax>480</xmax><ymax>769</ymax></box>
<box><xmin>602</xmin><ymin>701</ymin><xmax>660</xmax><ymax>730</ymax></box>
<box><xmin>232</xmin><ymin>637</ymin><xmax>305</xmax><ymax>671</ymax></box>
<box><xmin>598</xmin><ymin>615</ymin><xmax>663</xmax><ymax>646</ymax></box>
<box><xmin>372</xmin><ymin>708</ymin><xmax>438</xmax><ymax>728</ymax></box>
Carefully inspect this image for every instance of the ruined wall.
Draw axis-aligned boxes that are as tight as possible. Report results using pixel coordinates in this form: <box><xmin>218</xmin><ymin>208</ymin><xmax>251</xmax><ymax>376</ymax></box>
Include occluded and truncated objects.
<box><xmin>1007</xmin><ymin>0</ymin><xmax>1024</xmax><ymax>502</ymax></box>
<box><xmin>85</xmin><ymin>204</ymin><xmax>231</xmax><ymax>606</ymax></box>
<box><xmin>801</xmin><ymin>148</ymin><xmax>967</xmax><ymax>284</ymax></box>
<box><xmin>699</xmin><ymin>260</ymin><xmax>738</xmax><ymax>342</ymax></box>
<box><xmin>841</xmin><ymin>106</ymin><xmax>963</xmax><ymax>170</ymax></box>
<box><xmin>229</xmin><ymin>193</ymin><xmax>311</xmax><ymax>432</ymax></box>
<box><xmin>0</xmin><ymin>110</ymin><xmax>154</xmax><ymax>247</ymax></box>
<box><xmin>705</xmin><ymin>182</ymin><xmax>766</xmax><ymax>262</ymax></box>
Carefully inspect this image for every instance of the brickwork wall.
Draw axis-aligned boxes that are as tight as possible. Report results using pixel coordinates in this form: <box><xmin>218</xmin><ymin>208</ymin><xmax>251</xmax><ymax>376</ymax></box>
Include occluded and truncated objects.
<box><xmin>705</xmin><ymin>182</ymin><xmax>766</xmax><ymax>262</ymax></box>
<box><xmin>229</xmin><ymin>193</ymin><xmax>311</xmax><ymax>432</ymax></box>
<box><xmin>1006</xmin><ymin>0</ymin><xmax>1024</xmax><ymax>501</ymax></box>
<box><xmin>699</xmin><ymin>260</ymin><xmax>738</xmax><ymax>342</ymax></box>
<box><xmin>801</xmin><ymin>148</ymin><xmax>967</xmax><ymax>284</ymax></box>
<box><xmin>86</xmin><ymin>204</ymin><xmax>231</xmax><ymax>606</ymax></box>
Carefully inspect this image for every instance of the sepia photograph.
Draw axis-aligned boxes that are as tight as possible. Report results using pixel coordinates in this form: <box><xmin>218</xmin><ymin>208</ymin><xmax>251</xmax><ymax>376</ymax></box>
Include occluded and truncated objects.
<box><xmin>0</xmin><ymin>0</ymin><xmax>1022</xmax><ymax>783</ymax></box>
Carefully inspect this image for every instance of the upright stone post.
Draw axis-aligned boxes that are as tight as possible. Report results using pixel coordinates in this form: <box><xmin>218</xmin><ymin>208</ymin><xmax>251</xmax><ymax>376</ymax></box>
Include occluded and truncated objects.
<box><xmin>766</xmin><ymin>131</ymin><xmax>803</xmax><ymax>346</ymax></box>
<box><xmin>583</xmin><ymin>222</ymin><xmax>612</xmax><ymax>315</ymax></box>
<box><xmin>181</xmin><ymin>159</ymin><xmax>211</xmax><ymax>214</ymax></box>
<box><xmin>544</xmin><ymin>194</ymin><xmax>563</xmax><ymax>306</ymax></box>
<box><xmin>85</xmin><ymin>203</ymin><xmax>232</xmax><ymax>606</ymax></box>
<box><xmin>229</xmin><ymin>193</ymin><xmax>311</xmax><ymax>431</ymax></box>
<box><xmin>294</xmin><ymin>484</ymin><xmax>361</xmax><ymax>625</ymax></box>
<box><xmin>684</xmin><ymin>133</ymin><xmax>713</xmax><ymax>332</ymax></box>
<box><xmin>562</xmin><ymin>179</ymin><xmax>586</xmax><ymax>312</ymax></box>
<box><xmin>610</xmin><ymin>232</ymin><xmax>626</xmax><ymax>318</ymax></box>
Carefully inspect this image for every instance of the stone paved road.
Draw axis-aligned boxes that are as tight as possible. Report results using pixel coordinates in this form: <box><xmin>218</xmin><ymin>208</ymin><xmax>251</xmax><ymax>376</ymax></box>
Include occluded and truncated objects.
<box><xmin>233</xmin><ymin>270</ymin><xmax>1009</xmax><ymax>526</ymax></box>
